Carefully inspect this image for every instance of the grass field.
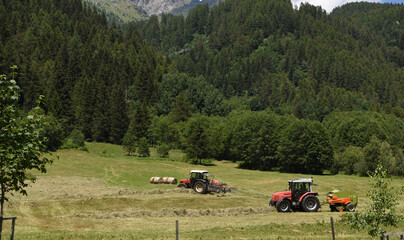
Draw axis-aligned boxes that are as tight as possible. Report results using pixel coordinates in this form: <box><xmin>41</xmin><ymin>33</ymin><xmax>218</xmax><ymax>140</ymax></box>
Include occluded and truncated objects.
<box><xmin>3</xmin><ymin>142</ymin><xmax>403</xmax><ymax>239</ymax></box>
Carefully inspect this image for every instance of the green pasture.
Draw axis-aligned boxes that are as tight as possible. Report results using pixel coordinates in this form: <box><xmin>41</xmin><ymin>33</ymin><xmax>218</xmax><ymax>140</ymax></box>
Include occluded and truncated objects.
<box><xmin>3</xmin><ymin>142</ymin><xmax>403</xmax><ymax>239</ymax></box>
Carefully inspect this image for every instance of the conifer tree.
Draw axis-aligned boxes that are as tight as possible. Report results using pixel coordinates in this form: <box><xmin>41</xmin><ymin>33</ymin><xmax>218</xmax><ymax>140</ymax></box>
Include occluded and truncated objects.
<box><xmin>186</xmin><ymin>122</ymin><xmax>209</xmax><ymax>165</ymax></box>
<box><xmin>138</xmin><ymin>137</ymin><xmax>150</xmax><ymax>157</ymax></box>
<box><xmin>122</xmin><ymin>101</ymin><xmax>151</xmax><ymax>155</ymax></box>
<box><xmin>170</xmin><ymin>92</ymin><xmax>191</xmax><ymax>122</ymax></box>
<box><xmin>109</xmin><ymin>82</ymin><xmax>129</xmax><ymax>144</ymax></box>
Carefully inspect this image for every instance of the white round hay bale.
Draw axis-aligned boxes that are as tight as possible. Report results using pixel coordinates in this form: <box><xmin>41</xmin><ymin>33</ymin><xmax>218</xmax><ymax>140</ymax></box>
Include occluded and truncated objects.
<box><xmin>163</xmin><ymin>177</ymin><xmax>177</xmax><ymax>184</ymax></box>
<box><xmin>150</xmin><ymin>177</ymin><xmax>163</xmax><ymax>184</ymax></box>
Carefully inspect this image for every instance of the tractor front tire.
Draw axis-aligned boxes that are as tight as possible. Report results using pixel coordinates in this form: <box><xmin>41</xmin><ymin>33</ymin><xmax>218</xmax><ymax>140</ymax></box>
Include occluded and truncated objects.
<box><xmin>302</xmin><ymin>195</ymin><xmax>320</xmax><ymax>212</ymax></box>
<box><xmin>177</xmin><ymin>183</ymin><xmax>188</xmax><ymax>188</ymax></box>
<box><xmin>276</xmin><ymin>199</ymin><xmax>291</xmax><ymax>212</ymax></box>
<box><xmin>193</xmin><ymin>181</ymin><xmax>208</xmax><ymax>194</ymax></box>
<box><xmin>346</xmin><ymin>203</ymin><xmax>356</xmax><ymax>212</ymax></box>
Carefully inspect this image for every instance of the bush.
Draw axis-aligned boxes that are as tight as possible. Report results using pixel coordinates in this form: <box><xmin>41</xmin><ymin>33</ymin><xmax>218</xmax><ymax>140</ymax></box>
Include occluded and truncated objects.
<box><xmin>157</xmin><ymin>144</ymin><xmax>170</xmax><ymax>158</ymax></box>
<box><xmin>61</xmin><ymin>130</ymin><xmax>86</xmax><ymax>150</ymax></box>
<box><xmin>69</xmin><ymin>129</ymin><xmax>85</xmax><ymax>147</ymax></box>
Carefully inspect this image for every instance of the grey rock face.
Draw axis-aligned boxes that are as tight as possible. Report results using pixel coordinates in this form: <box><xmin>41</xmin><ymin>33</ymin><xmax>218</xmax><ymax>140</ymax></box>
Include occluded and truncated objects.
<box><xmin>132</xmin><ymin>0</ymin><xmax>192</xmax><ymax>15</ymax></box>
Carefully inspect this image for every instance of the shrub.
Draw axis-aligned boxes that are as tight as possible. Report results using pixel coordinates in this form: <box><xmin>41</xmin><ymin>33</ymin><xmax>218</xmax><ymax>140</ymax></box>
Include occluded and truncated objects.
<box><xmin>61</xmin><ymin>129</ymin><xmax>86</xmax><ymax>150</ymax></box>
<box><xmin>157</xmin><ymin>144</ymin><xmax>170</xmax><ymax>158</ymax></box>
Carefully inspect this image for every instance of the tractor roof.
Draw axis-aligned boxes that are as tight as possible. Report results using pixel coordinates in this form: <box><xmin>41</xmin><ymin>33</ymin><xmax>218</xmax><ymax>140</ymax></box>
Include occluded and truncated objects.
<box><xmin>190</xmin><ymin>170</ymin><xmax>208</xmax><ymax>173</ymax></box>
<box><xmin>288</xmin><ymin>178</ymin><xmax>313</xmax><ymax>183</ymax></box>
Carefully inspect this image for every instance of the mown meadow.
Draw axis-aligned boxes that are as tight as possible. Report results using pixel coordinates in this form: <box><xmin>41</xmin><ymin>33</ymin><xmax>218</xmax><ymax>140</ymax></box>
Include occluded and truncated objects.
<box><xmin>2</xmin><ymin>142</ymin><xmax>403</xmax><ymax>239</ymax></box>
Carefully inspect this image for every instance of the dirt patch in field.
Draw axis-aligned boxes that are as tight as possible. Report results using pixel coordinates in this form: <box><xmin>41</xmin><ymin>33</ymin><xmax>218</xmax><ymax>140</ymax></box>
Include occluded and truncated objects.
<box><xmin>69</xmin><ymin>206</ymin><xmax>271</xmax><ymax>219</ymax></box>
<box><xmin>17</xmin><ymin>176</ymin><xmax>192</xmax><ymax>201</ymax></box>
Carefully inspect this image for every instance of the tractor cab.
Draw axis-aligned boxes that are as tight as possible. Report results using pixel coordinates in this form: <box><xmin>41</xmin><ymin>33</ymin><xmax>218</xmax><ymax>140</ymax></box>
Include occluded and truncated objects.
<box><xmin>289</xmin><ymin>179</ymin><xmax>313</xmax><ymax>201</ymax></box>
<box><xmin>189</xmin><ymin>170</ymin><xmax>209</xmax><ymax>186</ymax></box>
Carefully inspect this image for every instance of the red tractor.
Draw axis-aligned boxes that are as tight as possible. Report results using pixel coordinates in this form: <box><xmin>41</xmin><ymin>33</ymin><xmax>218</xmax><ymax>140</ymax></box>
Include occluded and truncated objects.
<box><xmin>269</xmin><ymin>178</ymin><xmax>320</xmax><ymax>212</ymax></box>
<box><xmin>177</xmin><ymin>170</ymin><xmax>232</xmax><ymax>194</ymax></box>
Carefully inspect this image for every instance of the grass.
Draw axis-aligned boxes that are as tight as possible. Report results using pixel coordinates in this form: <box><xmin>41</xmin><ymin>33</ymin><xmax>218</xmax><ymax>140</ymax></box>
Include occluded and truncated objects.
<box><xmin>3</xmin><ymin>142</ymin><xmax>404</xmax><ymax>239</ymax></box>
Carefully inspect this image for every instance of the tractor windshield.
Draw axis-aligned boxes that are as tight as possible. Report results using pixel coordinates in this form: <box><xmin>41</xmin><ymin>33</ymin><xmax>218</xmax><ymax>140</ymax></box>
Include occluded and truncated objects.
<box><xmin>289</xmin><ymin>182</ymin><xmax>311</xmax><ymax>192</ymax></box>
<box><xmin>191</xmin><ymin>172</ymin><xmax>209</xmax><ymax>180</ymax></box>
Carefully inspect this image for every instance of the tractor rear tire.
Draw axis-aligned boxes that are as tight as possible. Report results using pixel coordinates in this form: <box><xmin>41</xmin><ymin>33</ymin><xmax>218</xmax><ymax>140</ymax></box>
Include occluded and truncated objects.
<box><xmin>193</xmin><ymin>181</ymin><xmax>208</xmax><ymax>194</ymax></box>
<box><xmin>302</xmin><ymin>195</ymin><xmax>320</xmax><ymax>212</ymax></box>
<box><xmin>177</xmin><ymin>183</ymin><xmax>188</xmax><ymax>188</ymax></box>
<box><xmin>276</xmin><ymin>199</ymin><xmax>291</xmax><ymax>212</ymax></box>
<box><xmin>346</xmin><ymin>203</ymin><xmax>356</xmax><ymax>212</ymax></box>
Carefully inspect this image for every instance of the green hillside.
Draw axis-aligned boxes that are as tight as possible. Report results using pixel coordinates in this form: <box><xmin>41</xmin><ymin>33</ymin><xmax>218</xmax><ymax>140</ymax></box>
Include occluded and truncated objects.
<box><xmin>4</xmin><ymin>142</ymin><xmax>403</xmax><ymax>239</ymax></box>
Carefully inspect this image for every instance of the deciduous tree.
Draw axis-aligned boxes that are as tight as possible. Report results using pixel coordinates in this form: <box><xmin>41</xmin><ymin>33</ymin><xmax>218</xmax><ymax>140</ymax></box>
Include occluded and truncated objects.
<box><xmin>0</xmin><ymin>68</ymin><xmax>52</xmax><ymax>218</ymax></box>
<box><xmin>347</xmin><ymin>163</ymin><xmax>403</xmax><ymax>237</ymax></box>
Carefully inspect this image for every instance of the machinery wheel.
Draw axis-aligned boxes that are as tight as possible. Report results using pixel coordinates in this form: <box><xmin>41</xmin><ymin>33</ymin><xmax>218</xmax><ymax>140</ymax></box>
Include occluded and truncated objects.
<box><xmin>177</xmin><ymin>183</ymin><xmax>188</xmax><ymax>188</ymax></box>
<box><xmin>193</xmin><ymin>181</ymin><xmax>208</xmax><ymax>194</ymax></box>
<box><xmin>346</xmin><ymin>203</ymin><xmax>356</xmax><ymax>212</ymax></box>
<box><xmin>330</xmin><ymin>205</ymin><xmax>337</xmax><ymax>212</ymax></box>
<box><xmin>276</xmin><ymin>199</ymin><xmax>291</xmax><ymax>212</ymax></box>
<box><xmin>302</xmin><ymin>195</ymin><xmax>320</xmax><ymax>212</ymax></box>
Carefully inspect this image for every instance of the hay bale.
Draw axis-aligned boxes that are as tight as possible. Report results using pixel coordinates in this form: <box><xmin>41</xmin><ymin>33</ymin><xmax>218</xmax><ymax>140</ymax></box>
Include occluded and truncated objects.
<box><xmin>150</xmin><ymin>177</ymin><xmax>163</xmax><ymax>184</ymax></box>
<box><xmin>162</xmin><ymin>177</ymin><xmax>177</xmax><ymax>184</ymax></box>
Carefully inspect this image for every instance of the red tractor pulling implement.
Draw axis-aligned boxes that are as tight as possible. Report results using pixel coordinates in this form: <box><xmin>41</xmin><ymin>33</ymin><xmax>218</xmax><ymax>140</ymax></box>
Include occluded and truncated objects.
<box><xmin>270</xmin><ymin>178</ymin><xmax>321</xmax><ymax>212</ymax></box>
<box><xmin>177</xmin><ymin>170</ymin><xmax>233</xmax><ymax>194</ymax></box>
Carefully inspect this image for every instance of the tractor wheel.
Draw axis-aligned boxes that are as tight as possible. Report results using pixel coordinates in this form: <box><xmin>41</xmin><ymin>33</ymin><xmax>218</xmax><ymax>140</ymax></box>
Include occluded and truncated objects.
<box><xmin>330</xmin><ymin>205</ymin><xmax>337</xmax><ymax>212</ymax></box>
<box><xmin>302</xmin><ymin>195</ymin><xmax>320</xmax><ymax>212</ymax></box>
<box><xmin>177</xmin><ymin>183</ymin><xmax>188</xmax><ymax>188</ymax></box>
<box><xmin>193</xmin><ymin>181</ymin><xmax>208</xmax><ymax>194</ymax></box>
<box><xmin>276</xmin><ymin>199</ymin><xmax>291</xmax><ymax>212</ymax></box>
<box><xmin>346</xmin><ymin>203</ymin><xmax>356</xmax><ymax>212</ymax></box>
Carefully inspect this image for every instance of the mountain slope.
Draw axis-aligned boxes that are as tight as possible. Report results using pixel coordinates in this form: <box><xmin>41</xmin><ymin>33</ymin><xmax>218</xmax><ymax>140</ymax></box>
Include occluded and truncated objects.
<box><xmin>86</xmin><ymin>0</ymin><xmax>220</xmax><ymax>23</ymax></box>
<box><xmin>86</xmin><ymin>0</ymin><xmax>147</xmax><ymax>23</ymax></box>
<box><xmin>0</xmin><ymin>0</ymin><xmax>169</xmax><ymax>144</ymax></box>
<box><xmin>332</xmin><ymin>2</ymin><xmax>403</xmax><ymax>49</ymax></box>
<box><xmin>133</xmin><ymin>0</ymin><xmax>404</xmax><ymax>119</ymax></box>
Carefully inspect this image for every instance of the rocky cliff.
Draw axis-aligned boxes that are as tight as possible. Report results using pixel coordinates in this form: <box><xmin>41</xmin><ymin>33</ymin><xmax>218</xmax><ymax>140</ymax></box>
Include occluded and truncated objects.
<box><xmin>133</xmin><ymin>0</ymin><xmax>192</xmax><ymax>15</ymax></box>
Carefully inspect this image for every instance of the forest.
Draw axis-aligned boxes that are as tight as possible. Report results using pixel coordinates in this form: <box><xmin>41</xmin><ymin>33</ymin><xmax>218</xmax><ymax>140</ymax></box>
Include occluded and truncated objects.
<box><xmin>1</xmin><ymin>0</ymin><xmax>403</xmax><ymax>176</ymax></box>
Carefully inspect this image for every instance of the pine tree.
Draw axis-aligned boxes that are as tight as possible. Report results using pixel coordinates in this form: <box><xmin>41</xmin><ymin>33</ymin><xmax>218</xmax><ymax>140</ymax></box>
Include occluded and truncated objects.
<box><xmin>170</xmin><ymin>92</ymin><xmax>191</xmax><ymax>122</ymax></box>
<box><xmin>186</xmin><ymin>122</ymin><xmax>209</xmax><ymax>165</ymax></box>
<box><xmin>109</xmin><ymin>82</ymin><xmax>129</xmax><ymax>144</ymax></box>
<box><xmin>138</xmin><ymin>137</ymin><xmax>150</xmax><ymax>157</ymax></box>
<box><xmin>122</xmin><ymin>101</ymin><xmax>151</xmax><ymax>155</ymax></box>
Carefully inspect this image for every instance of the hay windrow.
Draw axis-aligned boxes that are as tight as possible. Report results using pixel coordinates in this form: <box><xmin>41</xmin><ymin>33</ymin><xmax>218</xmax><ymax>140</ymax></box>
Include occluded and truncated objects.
<box><xmin>16</xmin><ymin>176</ymin><xmax>193</xmax><ymax>201</ymax></box>
<box><xmin>67</xmin><ymin>207</ymin><xmax>271</xmax><ymax>219</ymax></box>
<box><xmin>49</xmin><ymin>188</ymin><xmax>193</xmax><ymax>200</ymax></box>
